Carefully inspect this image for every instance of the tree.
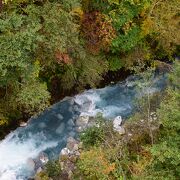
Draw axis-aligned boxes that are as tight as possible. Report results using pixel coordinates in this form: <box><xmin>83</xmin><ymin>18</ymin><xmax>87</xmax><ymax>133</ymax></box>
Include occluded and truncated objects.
<box><xmin>16</xmin><ymin>80</ymin><xmax>50</xmax><ymax>116</ymax></box>
<box><xmin>30</xmin><ymin>2</ymin><xmax>108</xmax><ymax>89</ymax></box>
<box><xmin>146</xmin><ymin>61</ymin><xmax>180</xmax><ymax>179</ymax></box>
<box><xmin>107</xmin><ymin>0</ymin><xmax>152</xmax><ymax>53</ymax></box>
<box><xmin>81</xmin><ymin>11</ymin><xmax>116</xmax><ymax>54</ymax></box>
<box><xmin>149</xmin><ymin>0</ymin><xmax>180</xmax><ymax>53</ymax></box>
<box><xmin>0</xmin><ymin>5</ymin><xmax>47</xmax><ymax>120</ymax></box>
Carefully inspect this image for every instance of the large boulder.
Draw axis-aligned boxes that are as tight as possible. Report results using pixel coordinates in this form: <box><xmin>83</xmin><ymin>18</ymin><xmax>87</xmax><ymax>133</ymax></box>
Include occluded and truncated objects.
<box><xmin>113</xmin><ymin>116</ymin><xmax>125</xmax><ymax>135</ymax></box>
<box><xmin>113</xmin><ymin>116</ymin><xmax>122</xmax><ymax>129</ymax></box>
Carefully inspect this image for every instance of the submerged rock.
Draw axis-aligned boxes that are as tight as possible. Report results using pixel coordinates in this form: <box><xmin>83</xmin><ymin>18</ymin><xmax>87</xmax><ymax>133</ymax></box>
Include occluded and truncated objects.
<box><xmin>68</xmin><ymin>131</ymin><xmax>76</xmax><ymax>137</ymax></box>
<box><xmin>38</xmin><ymin>122</ymin><xmax>46</xmax><ymax>128</ymax></box>
<box><xmin>55</xmin><ymin>123</ymin><xmax>65</xmax><ymax>134</ymax></box>
<box><xmin>27</xmin><ymin>158</ymin><xmax>35</xmax><ymax>172</ymax></box>
<box><xmin>57</xmin><ymin>113</ymin><xmax>63</xmax><ymax>120</ymax></box>
<box><xmin>67</xmin><ymin>119</ymin><xmax>75</xmax><ymax>126</ymax></box>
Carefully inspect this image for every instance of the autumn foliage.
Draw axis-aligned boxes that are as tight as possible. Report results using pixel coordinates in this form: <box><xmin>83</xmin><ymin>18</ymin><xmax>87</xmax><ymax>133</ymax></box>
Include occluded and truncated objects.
<box><xmin>78</xmin><ymin>147</ymin><xmax>115</xmax><ymax>179</ymax></box>
<box><xmin>81</xmin><ymin>11</ymin><xmax>116</xmax><ymax>54</ymax></box>
<box><xmin>55</xmin><ymin>51</ymin><xmax>72</xmax><ymax>65</ymax></box>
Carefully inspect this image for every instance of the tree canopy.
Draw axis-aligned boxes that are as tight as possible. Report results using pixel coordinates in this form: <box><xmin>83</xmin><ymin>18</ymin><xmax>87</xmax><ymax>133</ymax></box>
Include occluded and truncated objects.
<box><xmin>0</xmin><ymin>0</ymin><xmax>179</xmax><ymax>137</ymax></box>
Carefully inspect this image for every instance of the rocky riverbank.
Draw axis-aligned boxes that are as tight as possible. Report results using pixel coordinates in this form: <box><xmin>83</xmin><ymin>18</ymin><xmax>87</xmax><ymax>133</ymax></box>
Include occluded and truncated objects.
<box><xmin>34</xmin><ymin>109</ymin><xmax>160</xmax><ymax>179</ymax></box>
<box><xmin>34</xmin><ymin>114</ymin><xmax>127</xmax><ymax>179</ymax></box>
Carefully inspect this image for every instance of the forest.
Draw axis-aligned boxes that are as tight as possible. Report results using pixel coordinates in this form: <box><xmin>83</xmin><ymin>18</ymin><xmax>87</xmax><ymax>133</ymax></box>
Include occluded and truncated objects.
<box><xmin>0</xmin><ymin>0</ymin><xmax>179</xmax><ymax>179</ymax></box>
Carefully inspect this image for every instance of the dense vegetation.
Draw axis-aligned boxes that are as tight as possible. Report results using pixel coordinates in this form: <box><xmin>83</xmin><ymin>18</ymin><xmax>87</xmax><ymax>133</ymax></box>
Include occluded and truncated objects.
<box><xmin>0</xmin><ymin>0</ymin><xmax>179</xmax><ymax>136</ymax></box>
<box><xmin>75</xmin><ymin>62</ymin><xmax>180</xmax><ymax>180</ymax></box>
<box><xmin>37</xmin><ymin>61</ymin><xmax>180</xmax><ymax>180</ymax></box>
<box><xmin>0</xmin><ymin>0</ymin><xmax>179</xmax><ymax>179</ymax></box>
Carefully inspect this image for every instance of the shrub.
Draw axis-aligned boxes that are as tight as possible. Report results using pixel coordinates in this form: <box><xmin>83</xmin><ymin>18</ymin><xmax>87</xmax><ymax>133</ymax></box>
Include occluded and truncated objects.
<box><xmin>80</xmin><ymin>126</ymin><xmax>105</xmax><ymax>147</ymax></box>
<box><xmin>77</xmin><ymin>147</ymin><xmax>115</xmax><ymax>179</ymax></box>
<box><xmin>45</xmin><ymin>160</ymin><xmax>61</xmax><ymax>178</ymax></box>
<box><xmin>80</xmin><ymin>116</ymin><xmax>106</xmax><ymax>147</ymax></box>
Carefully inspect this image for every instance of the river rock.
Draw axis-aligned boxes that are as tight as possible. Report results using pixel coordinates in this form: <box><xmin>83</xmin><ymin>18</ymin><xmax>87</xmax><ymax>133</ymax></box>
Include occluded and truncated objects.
<box><xmin>75</xmin><ymin>151</ymin><xmax>80</xmax><ymax>156</ymax></box>
<box><xmin>38</xmin><ymin>122</ymin><xmax>46</xmax><ymax>128</ymax></box>
<box><xmin>32</xmin><ymin>153</ymin><xmax>48</xmax><ymax>173</ymax></box>
<box><xmin>61</xmin><ymin>96</ymin><xmax>71</xmax><ymax>102</ymax></box>
<box><xmin>39</xmin><ymin>152</ymin><xmax>49</xmax><ymax>165</ymax></box>
<box><xmin>75</xmin><ymin>126</ymin><xmax>83</xmax><ymax>133</ymax></box>
<box><xmin>67</xmin><ymin>138</ymin><xmax>80</xmax><ymax>155</ymax></box>
<box><xmin>20</xmin><ymin>122</ymin><xmax>27</xmax><ymax>127</ymax></box>
<box><xmin>68</xmin><ymin>131</ymin><xmax>76</xmax><ymax>137</ymax></box>
<box><xmin>55</xmin><ymin>123</ymin><xmax>65</xmax><ymax>134</ymax></box>
<box><xmin>67</xmin><ymin>119</ymin><xmax>75</xmax><ymax>126</ymax></box>
<box><xmin>70</xmin><ymin>99</ymin><xmax>75</xmax><ymax>105</ymax></box>
<box><xmin>66</xmin><ymin>137</ymin><xmax>79</xmax><ymax>151</ymax></box>
<box><xmin>73</xmin><ymin>105</ymin><xmax>79</xmax><ymax>112</ymax></box>
<box><xmin>86</xmin><ymin>117</ymin><xmax>96</xmax><ymax>128</ymax></box>
<box><xmin>68</xmin><ymin>106</ymin><xmax>73</xmax><ymax>112</ymax></box>
<box><xmin>118</xmin><ymin>127</ymin><xmax>125</xmax><ymax>135</ymax></box>
<box><xmin>76</xmin><ymin>115</ymin><xmax>89</xmax><ymax>127</ymax></box>
<box><xmin>113</xmin><ymin>116</ymin><xmax>125</xmax><ymax>134</ymax></box>
<box><xmin>61</xmin><ymin>160</ymin><xmax>75</xmax><ymax>178</ymax></box>
<box><xmin>150</xmin><ymin>112</ymin><xmax>157</xmax><ymax>121</ymax></box>
<box><xmin>113</xmin><ymin>116</ymin><xmax>122</xmax><ymax>128</ymax></box>
<box><xmin>57</xmin><ymin>113</ymin><xmax>63</xmax><ymax>120</ymax></box>
<box><xmin>81</xmin><ymin>100</ymin><xmax>94</xmax><ymax>112</ymax></box>
<box><xmin>75</xmin><ymin>115</ymin><xmax>90</xmax><ymax>132</ymax></box>
<box><xmin>60</xmin><ymin>148</ymin><xmax>70</xmax><ymax>156</ymax></box>
<box><xmin>73</xmin><ymin>144</ymin><xmax>79</xmax><ymax>152</ymax></box>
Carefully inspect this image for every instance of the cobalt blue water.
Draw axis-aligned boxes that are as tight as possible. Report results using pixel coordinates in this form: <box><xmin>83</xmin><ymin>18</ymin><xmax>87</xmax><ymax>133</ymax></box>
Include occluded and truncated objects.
<box><xmin>0</xmin><ymin>73</ymin><xmax>168</xmax><ymax>180</ymax></box>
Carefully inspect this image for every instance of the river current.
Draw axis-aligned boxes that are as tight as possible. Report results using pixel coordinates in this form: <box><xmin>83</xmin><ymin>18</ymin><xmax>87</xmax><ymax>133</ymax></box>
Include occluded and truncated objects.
<box><xmin>0</xmin><ymin>73</ymin><xmax>167</xmax><ymax>180</ymax></box>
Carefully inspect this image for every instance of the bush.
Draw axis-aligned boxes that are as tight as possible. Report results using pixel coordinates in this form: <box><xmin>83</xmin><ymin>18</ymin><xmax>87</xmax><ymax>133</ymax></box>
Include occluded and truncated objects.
<box><xmin>80</xmin><ymin>116</ymin><xmax>106</xmax><ymax>147</ymax></box>
<box><xmin>80</xmin><ymin>126</ymin><xmax>105</xmax><ymax>148</ymax></box>
<box><xmin>76</xmin><ymin>147</ymin><xmax>115</xmax><ymax>180</ymax></box>
<box><xmin>45</xmin><ymin>160</ymin><xmax>61</xmax><ymax>178</ymax></box>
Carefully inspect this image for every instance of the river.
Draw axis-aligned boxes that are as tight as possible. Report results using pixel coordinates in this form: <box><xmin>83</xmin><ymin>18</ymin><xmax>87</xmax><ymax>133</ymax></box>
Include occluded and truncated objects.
<box><xmin>0</xmin><ymin>73</ymin><xmax>167</xmax><ymax>180</ymax></box>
